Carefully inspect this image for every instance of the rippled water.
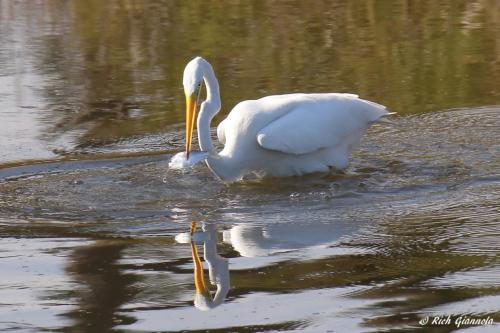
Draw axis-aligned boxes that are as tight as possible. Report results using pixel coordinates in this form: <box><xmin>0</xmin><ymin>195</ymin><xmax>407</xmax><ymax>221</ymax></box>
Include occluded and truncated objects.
<box><xmin>1</xmin><ymin>1</ymin><xmax>499</xmax><ymax>332</ymax></box>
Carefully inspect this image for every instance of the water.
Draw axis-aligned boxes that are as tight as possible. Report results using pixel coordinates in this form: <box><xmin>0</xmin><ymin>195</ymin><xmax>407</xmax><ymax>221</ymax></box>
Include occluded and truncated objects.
<box><xmin>0</xmin><ymin>1</ymin><xmax>499</xmax><ymax>332</ymax></box>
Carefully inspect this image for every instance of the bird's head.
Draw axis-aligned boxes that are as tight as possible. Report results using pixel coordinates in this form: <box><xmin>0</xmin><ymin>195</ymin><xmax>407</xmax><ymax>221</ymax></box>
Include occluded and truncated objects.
<box><xmin>183</xmin><ymin>57</ymin><xmax>206</xmax><ymax>159</ymax></box>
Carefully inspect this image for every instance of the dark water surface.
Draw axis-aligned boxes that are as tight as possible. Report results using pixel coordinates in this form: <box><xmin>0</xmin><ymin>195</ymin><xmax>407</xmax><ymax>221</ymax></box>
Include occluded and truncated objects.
<box><xmin>0</xmin><ymin>1</ymin><xmax>499</xmax><ymax>332</ymax></box>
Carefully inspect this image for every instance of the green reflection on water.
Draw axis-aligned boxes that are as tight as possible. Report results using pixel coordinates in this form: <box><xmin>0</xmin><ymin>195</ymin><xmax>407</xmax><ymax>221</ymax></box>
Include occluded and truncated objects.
<box><xmin>1</xmin><ymin>2</ymin><xmax>499</xmax><ymax>331</ymax></box>
<box><xmin>24</xmin><ymin>0</ymin><xmax>499</xmax><ymax>146</ymax></box>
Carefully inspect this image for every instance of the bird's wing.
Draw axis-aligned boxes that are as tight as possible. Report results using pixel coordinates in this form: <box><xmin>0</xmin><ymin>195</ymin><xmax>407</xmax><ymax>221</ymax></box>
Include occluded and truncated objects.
<box><xmin>256</xmin><ymin>94</ymin><xmax>387</xmax><ymax>155</ymax></box>
<box><xmin>217</xmin><ymin>119</ymin><xmax>226</xmax><ymax>145</ymax></box>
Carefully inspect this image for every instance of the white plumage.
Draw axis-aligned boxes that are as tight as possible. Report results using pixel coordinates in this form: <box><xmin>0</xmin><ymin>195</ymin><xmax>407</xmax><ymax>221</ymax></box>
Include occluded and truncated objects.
<box><xmin>179</xmin><ymin>57</ymin><xmax>389</xmax><ymax>181</ymax></box>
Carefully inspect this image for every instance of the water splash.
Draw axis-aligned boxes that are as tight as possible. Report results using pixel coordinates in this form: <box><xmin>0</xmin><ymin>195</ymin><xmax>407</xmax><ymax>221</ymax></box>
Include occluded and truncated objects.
<box><xmin>168</xmin><ymin>151</ymin><xmax>209</xmax><ymax>170</ymax></box>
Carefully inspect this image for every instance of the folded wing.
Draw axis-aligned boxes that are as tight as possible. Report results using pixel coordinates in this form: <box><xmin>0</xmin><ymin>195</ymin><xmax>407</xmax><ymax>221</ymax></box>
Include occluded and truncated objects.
<box><xmin>256</xmin><ymin>94</ymin><xmax>387</xmax><ymax>155</ymax></box>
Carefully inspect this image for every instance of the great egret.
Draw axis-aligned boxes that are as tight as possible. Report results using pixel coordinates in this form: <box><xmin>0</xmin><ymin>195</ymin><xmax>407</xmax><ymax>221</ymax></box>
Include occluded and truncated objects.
<box><xmin>180</xmin><ymin>56</ymin><xmax>390</xmax><ymax>181</ymax></box>
<box><xmin>176</xmin><ymin>221</ymin><xmax>229</xmax><ymax>310</ymax></box>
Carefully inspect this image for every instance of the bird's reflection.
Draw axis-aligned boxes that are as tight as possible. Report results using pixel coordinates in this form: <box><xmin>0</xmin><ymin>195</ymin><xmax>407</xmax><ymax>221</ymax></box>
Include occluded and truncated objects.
<box><xmin>176</xmin><ymin>218</ymin><xmax>362</xmax><ymax>310</ymax></box>
<box><xmin>222</xmin><ymin>220</ymin><xmax>360</xmax><ymax>257</ymax></box>
<box><xmin>177</xmin><ymin>221</ymin><xmax>230</xmax><ymax>310</ymax></box>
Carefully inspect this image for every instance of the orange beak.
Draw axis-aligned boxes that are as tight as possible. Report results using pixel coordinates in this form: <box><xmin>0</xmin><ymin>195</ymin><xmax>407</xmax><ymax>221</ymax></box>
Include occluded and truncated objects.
<box><xmin>185</xmin><ymin>93</ymin><xmax>197</xmax><ymax>160</ymax></box>
<box><xmin>189</xmin><ymin>221</ymin><xmax>209</xmax><ymax>296</ymax></box>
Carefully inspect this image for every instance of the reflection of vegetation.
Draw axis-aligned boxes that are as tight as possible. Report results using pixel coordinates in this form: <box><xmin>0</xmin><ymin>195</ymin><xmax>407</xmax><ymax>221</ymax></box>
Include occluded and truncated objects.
<box><xmin>28</xmin><ymin>0</ymin><xmax>500</xmax><ymax>145</ymax></box>
<box><xmin>64</xmin><ymin>240</ymin><xmax>138</xmax><ymax>332</ymax></box>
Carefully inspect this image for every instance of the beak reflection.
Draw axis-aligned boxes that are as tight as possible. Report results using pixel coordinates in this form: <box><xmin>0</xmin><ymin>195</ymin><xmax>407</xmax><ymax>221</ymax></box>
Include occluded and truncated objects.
<box><xmin>178</xmin><ymin>221</ymin><xmax>230</xmax><ymax>310</ymax></box>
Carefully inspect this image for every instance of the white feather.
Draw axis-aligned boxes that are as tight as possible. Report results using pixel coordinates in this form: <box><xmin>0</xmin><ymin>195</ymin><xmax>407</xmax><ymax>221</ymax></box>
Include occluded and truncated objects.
<box><xmin>181</xmin><ymin>57</ymin><xmax>391</xmax><ymax>181</ymax></box>
<box><xmin>256</xmin><ymin>93</ymin><xmax>387</xmax><ymax>155</ymax></box>
<box><xmin>216</xmin><ymin>119</ymin><xmax>226</xmax><ymax>145</ymax></box>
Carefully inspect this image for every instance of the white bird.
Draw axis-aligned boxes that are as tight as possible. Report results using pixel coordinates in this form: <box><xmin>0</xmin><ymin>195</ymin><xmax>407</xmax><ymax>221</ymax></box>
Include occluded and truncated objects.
<box><xmin>184</xmin><ymin>222</ymin><xmax>229</xmax><ymax>311</ymax></box>
<box><xmin>181</xmin><ymin>56</ymin><xmax>390</xmax><ymax>181</ymax></box>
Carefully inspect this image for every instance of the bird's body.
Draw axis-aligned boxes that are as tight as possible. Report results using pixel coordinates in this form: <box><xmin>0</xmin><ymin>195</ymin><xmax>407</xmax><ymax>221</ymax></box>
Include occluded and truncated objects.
<box><xmin>180</xmin><ymin>57</ymin><xmax>390</xmax><ymax>181</ymax></box>
<box><xmin>211</xmin><ymin>92</ymin><xmax>387</xmax><ymax>180</ymax></box>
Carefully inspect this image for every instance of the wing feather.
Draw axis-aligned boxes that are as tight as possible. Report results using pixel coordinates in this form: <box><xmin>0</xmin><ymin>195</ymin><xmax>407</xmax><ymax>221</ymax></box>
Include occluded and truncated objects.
<box><xmin>256</xmin><ymin>95</ymin><xmax>387</xmax><ymax>155</ymax></box>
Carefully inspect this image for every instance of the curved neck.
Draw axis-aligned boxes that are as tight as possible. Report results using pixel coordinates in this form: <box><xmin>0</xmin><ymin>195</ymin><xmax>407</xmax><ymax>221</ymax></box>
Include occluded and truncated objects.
<box><xmin>206</xmin><ymin>154</ymin><xmax>244</xmax><ymax>182</ymax></box>
<box><xmin>197</xmin><ymin>62</ymin><xmax>221</xmax><ymax>152</ymax></box>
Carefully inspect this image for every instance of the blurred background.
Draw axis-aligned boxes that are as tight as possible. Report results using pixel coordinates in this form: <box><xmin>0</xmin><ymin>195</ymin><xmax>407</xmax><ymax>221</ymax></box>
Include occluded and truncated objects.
<box><xmin>0</xmin><ymin>2</ymin><xmax>499</xmax><ymax>332</ymax></box>
<box><xmin>1</xmin><ymin>0</ymin><xmax>499</xmax><ymax>163</ymax></box>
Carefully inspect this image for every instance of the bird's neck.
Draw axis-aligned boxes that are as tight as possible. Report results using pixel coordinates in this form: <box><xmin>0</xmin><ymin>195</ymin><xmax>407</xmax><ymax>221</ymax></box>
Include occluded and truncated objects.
<box><xmin>197</xmin><ymin>63</ymin><xmax>221</xmax><ymax>152</ymax></box>
<box><xmin>203</xmin><ymin>225</ymin><xmax>229</xmax><ymax>306</ymax></box>
<box><xmin>196</xmin><ymin>61</ymin><xmax>242</xmax><ymax>181</ymax></box>
<box><xmin>205</xmin><ymin>153</ymin><xmax>244</xmax><ymax>181</ymax></box>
